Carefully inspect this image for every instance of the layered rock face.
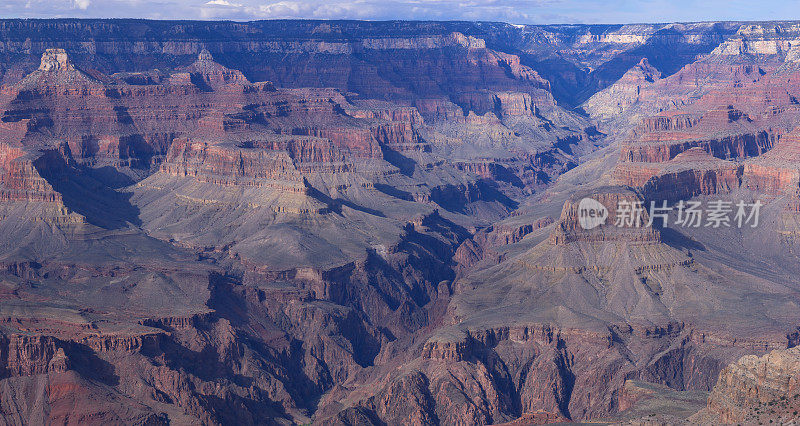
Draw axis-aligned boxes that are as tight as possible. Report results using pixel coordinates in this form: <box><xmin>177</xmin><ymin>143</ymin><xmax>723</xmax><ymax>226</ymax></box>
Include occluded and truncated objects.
<box><xmin>698</xmin><ymin>346</ymin><xmax>800</xmax><ymax>424</ymax></box>
<box><xmin>581</xmin><ymin>57</ymin><xmax>663</xmax><ymax>118</ymax></box>
<box><xmin>742</xmin><ymin>125</ymin><xmax>800</xmax><ymax>199</ymax></box>
<box><xmin>608</xmin><ymin>48</ymin><xmax>800</xmax><ymax>202</ymax></box>
<box><xmin>333</xmin><ymin>184</ymin><xmax>782</xmax><ymax>424</ymax></box>
<box><xmin>0</xmin><ymin>35</ymin><xmax>593</xmax><ymax>424</ymax></box>
<box><xmin>613</xmin><ymin>147</ymin><xmax>743</xmax><ymax>202</ymax></box>
<box><xmin>5</xmin><ymin>18</ymin><xmax>800</xmax><ymax>426</ymax></box>
<box><xmin>618</xmin><ymin>106</ymin><xmax>781</xmax><ymax>165</ymax></box>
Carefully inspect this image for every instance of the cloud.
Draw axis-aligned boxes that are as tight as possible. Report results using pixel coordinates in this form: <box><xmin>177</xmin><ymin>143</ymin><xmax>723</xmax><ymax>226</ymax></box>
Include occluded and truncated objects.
<box><xmin>258</xmin><ymin>2</ymin><xmax>307</xmax><ymax>17</ymax></box>
<box><xmin>244</xmin><ymin>0</ymin><xmax>546</xmax><ymax>22</ymax></box>
<box><xmin>206</xmin><ymin>0</ymin><xmax>242</xmax><ymax>7</ymax></box>
<box><xmin>0</xmin><ymin>0</ymin><xmax>797</xmax><ymax>24</ymax></box>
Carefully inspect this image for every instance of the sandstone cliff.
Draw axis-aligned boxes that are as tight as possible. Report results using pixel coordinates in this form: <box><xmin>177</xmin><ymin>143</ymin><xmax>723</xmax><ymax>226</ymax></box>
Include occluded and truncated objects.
<box><xmin>697</xmin><ymin>346</ymin><xmax>800</xmax><ymax>424</ymax></box>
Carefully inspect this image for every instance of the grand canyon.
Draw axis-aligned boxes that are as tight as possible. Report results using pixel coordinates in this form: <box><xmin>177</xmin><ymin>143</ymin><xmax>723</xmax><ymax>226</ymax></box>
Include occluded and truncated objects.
<box><xmin>1</xmin><ymin>18</ymin><xmax>800</xmax><ymax>425</ymax></box>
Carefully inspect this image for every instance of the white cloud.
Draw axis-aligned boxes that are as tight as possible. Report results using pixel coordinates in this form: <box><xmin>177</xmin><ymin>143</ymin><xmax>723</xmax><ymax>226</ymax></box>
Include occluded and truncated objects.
<box><xmin>241</xmin><ymin>0</ymin><xmax>551</xmax><ymax>22</ymax></box>
<box><xmin>206</xmin><ymin>0</ymin><xmax>242</xmax><ymax>7</ymax></box>
<box><xmin>257</xmin><ymin>2</ymin><xmax>306</xmax><ymax>17</ymax></box>
<box><xmin>0</xmin><ymin>0</ymin><xmax>796</xmax><ymax>25</ymax></box>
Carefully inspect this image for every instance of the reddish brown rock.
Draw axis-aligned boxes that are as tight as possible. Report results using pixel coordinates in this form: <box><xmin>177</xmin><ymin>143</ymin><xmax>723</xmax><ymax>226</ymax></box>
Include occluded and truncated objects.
<box><xmin>613</xmin><ymin>148</ymin><xmax>743</xmax><ymax>201</ymax></box>
<box><xmin>741</xmin><ymin>125</ymin><xmax>800</xmax><ymax>197</ymax></box>
<box><xmin>1</xmin><ymin>334</ymin><xmax>69</xmax><ymax>376</ymax></box>
<box><xmin>0</xmin><ymin>155</ymin><xmax>64</xmax><ymax>203</ymax></box>
<box><xmin>699</xmin><ymin>346</ymin><xmax>800</xmax><ymax>424</ymax></box>
<box><xmin>5</xmin><ymin>19</ymin><xmax>800</xmax><ymax>426</ymax></box>
<box><xmin>620</xmin><ymin>125</ymin><xmax>776</xmax><ymax>164</ymax></box>
<box><xmin>454</xmin><ymin>217</ymin><xmax>554</xmax><ymax>274</ymax></box>
<box><xmin>638</xmin><ymin>112</ymin><xmax>698</xmax><ymax>133</ymax></box>
<box><xmin>549</xmin><ymin>187</ymin><xmax>659</xmax><ymax>245</ymax></box>
<box><xmin>160</xmin><ymin>137</ymin><xmax>306</xmax><ymax>189</ymax></box>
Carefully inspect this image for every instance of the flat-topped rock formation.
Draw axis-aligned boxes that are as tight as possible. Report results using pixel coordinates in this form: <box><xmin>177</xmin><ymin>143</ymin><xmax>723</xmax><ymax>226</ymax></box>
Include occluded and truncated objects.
<box><xmin>614</xmin><ymin>147</ymin><xmax>743</xmax><ymax>201</ymax></box>
<box><xmin>549</xmin><ymin>186</ymin><xmax>660</xmax><ymax>245</ymax></box>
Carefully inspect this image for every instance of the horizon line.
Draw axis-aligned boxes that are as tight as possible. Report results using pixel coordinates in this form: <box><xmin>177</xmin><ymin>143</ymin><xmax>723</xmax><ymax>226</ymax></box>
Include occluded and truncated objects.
<box><xmin>0</xmin><ymin>16</ymin><xmax>799</xmax><ymax>27</ymax></box>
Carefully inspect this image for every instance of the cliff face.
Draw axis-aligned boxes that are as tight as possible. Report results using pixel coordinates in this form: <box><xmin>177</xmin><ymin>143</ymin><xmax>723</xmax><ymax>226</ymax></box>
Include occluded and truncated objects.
<box><xmin>0</xmin><ymin>20</ymin><xmax>743</xmax><ymax>111</ymax></box>
<box><xmin>607</xmin><ymin>44</ymin><xmax>800</xmax><ymax>202</ymax></box>
<box><xmin>0</xmin><ymin>21</ymin><xmax>560</xmax><ymax>117</ymax></box>
<box><xmin>698</xmin><ymin>346</ymin><xmax>800</xmax><ymax>424</ymax></box>
<box><xmin>4</xmin><ymin>18</ymin><xmax>800</xmax><ymax>426</ymax></box>
<box><xmin>0</xmin><ymin>41</ymin><xmax>577</xmax><ymax>425</ymax></box>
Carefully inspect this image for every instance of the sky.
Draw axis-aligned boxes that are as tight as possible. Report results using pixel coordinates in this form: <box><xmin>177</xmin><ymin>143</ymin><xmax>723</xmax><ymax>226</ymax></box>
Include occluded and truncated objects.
<box><xmin>0</xmin><ymin>0</ymin><xmax>797</xmax><ymax>24</ymax></box>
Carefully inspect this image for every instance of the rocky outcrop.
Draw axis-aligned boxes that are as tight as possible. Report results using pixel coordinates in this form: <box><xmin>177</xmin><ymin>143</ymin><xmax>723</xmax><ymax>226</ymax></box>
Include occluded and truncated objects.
<box><xmin>0</xmin><ymin>154</ymin><xmax>64</xmax><ymax>203</ymax></box>
<box><xmin>285</xmin><ymin>127</ymin><xmax>382</xmax><ymax>159</ymax></box>
<box><xmin>177</xmin><ymin>49</ymin><xmax>250</xmax><ymax>88</ymax></box>
<box><xmin>549</xmin><ymin>187</ymin><xmax>659</xmax><ymax>245</ymax></box>
<box><xmin>160</xmin><ymin>138</ymin><xmax>306</xmax><ymax>189</ymax></box>
<box><xmin>37</xmin><ymin>48</ymin><xmax>74</xmax><ymax>73</ymax></box>
<box><xmin>493</xmin><ymin>92</ymin><xmax>540</xmax><ymax>117</ymax></box>
<box><xmin>0</xmin><ymin>334</ymin><xmax>69</xmax><ymax>377</ymax></box>
<box><xmin>620</xmin><ymin>128</ymin><xmax>776</xmax><ymax>163</ymax></box>
<box><xmin>614</xmin><ymin>148</ymin><xmax>743</xmax><ymax>201</ymax></box>
<box><xmin>453</xmin><ymin>90</ymin><xmax>552</xmax><ymax>119</ymax></box>
<box><xmin>14</xmin><ymin>47</ymin><xmax>100</xmax><ymax>90</ymax></box>
<box><xmin>454</xmin><ymin>217</ymin><xmax>553</xmax><ymax>273</ymax></box>
<box><xmin>583</xmin><ymin>58</ymin><xmax>663</xmax><ymax>119</ymax></box>
<box><xmin>741</xmin><ymin>125</ymin><xmax>800</xmax><ymax>196</ymax></box>
<box><xmin>701</xmin><ymin>346</ymin><xmax>800</xmax><ymax>424</ymax></box>
<box><xmin>743</xmin><ymin>162</ymin><xmax>800</xmax><ymax>197</ymax></box>
<box><xmin>638</xmin><ymin>112</ymin><xmax>698</xmax><ymax>133</ymax></box>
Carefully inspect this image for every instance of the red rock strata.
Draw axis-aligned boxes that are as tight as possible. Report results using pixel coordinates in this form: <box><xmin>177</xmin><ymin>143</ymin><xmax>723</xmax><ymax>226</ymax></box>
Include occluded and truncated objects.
<box><xmin>549</xmin><ymin>187</ymin><xmax>659</xmax><ymax>245</ymax></box>
<box><xmin>699</xmin><ymin>346</ymin><xmax>800</xmax><ymax>423</ymax></box>
<box><xmin>620</xmin><ymin>107</ymin><xmax>780</xmax><ymax>164</ymax></box>
<box><xmin>4</xmin><ymin>19</ymin><xmax>800</xmax><ymax>426</ymax></box>
<box><xmin>614</xmin><ymin>147</ymin><xmax>742</xmax><ymax>201</ymax></box>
